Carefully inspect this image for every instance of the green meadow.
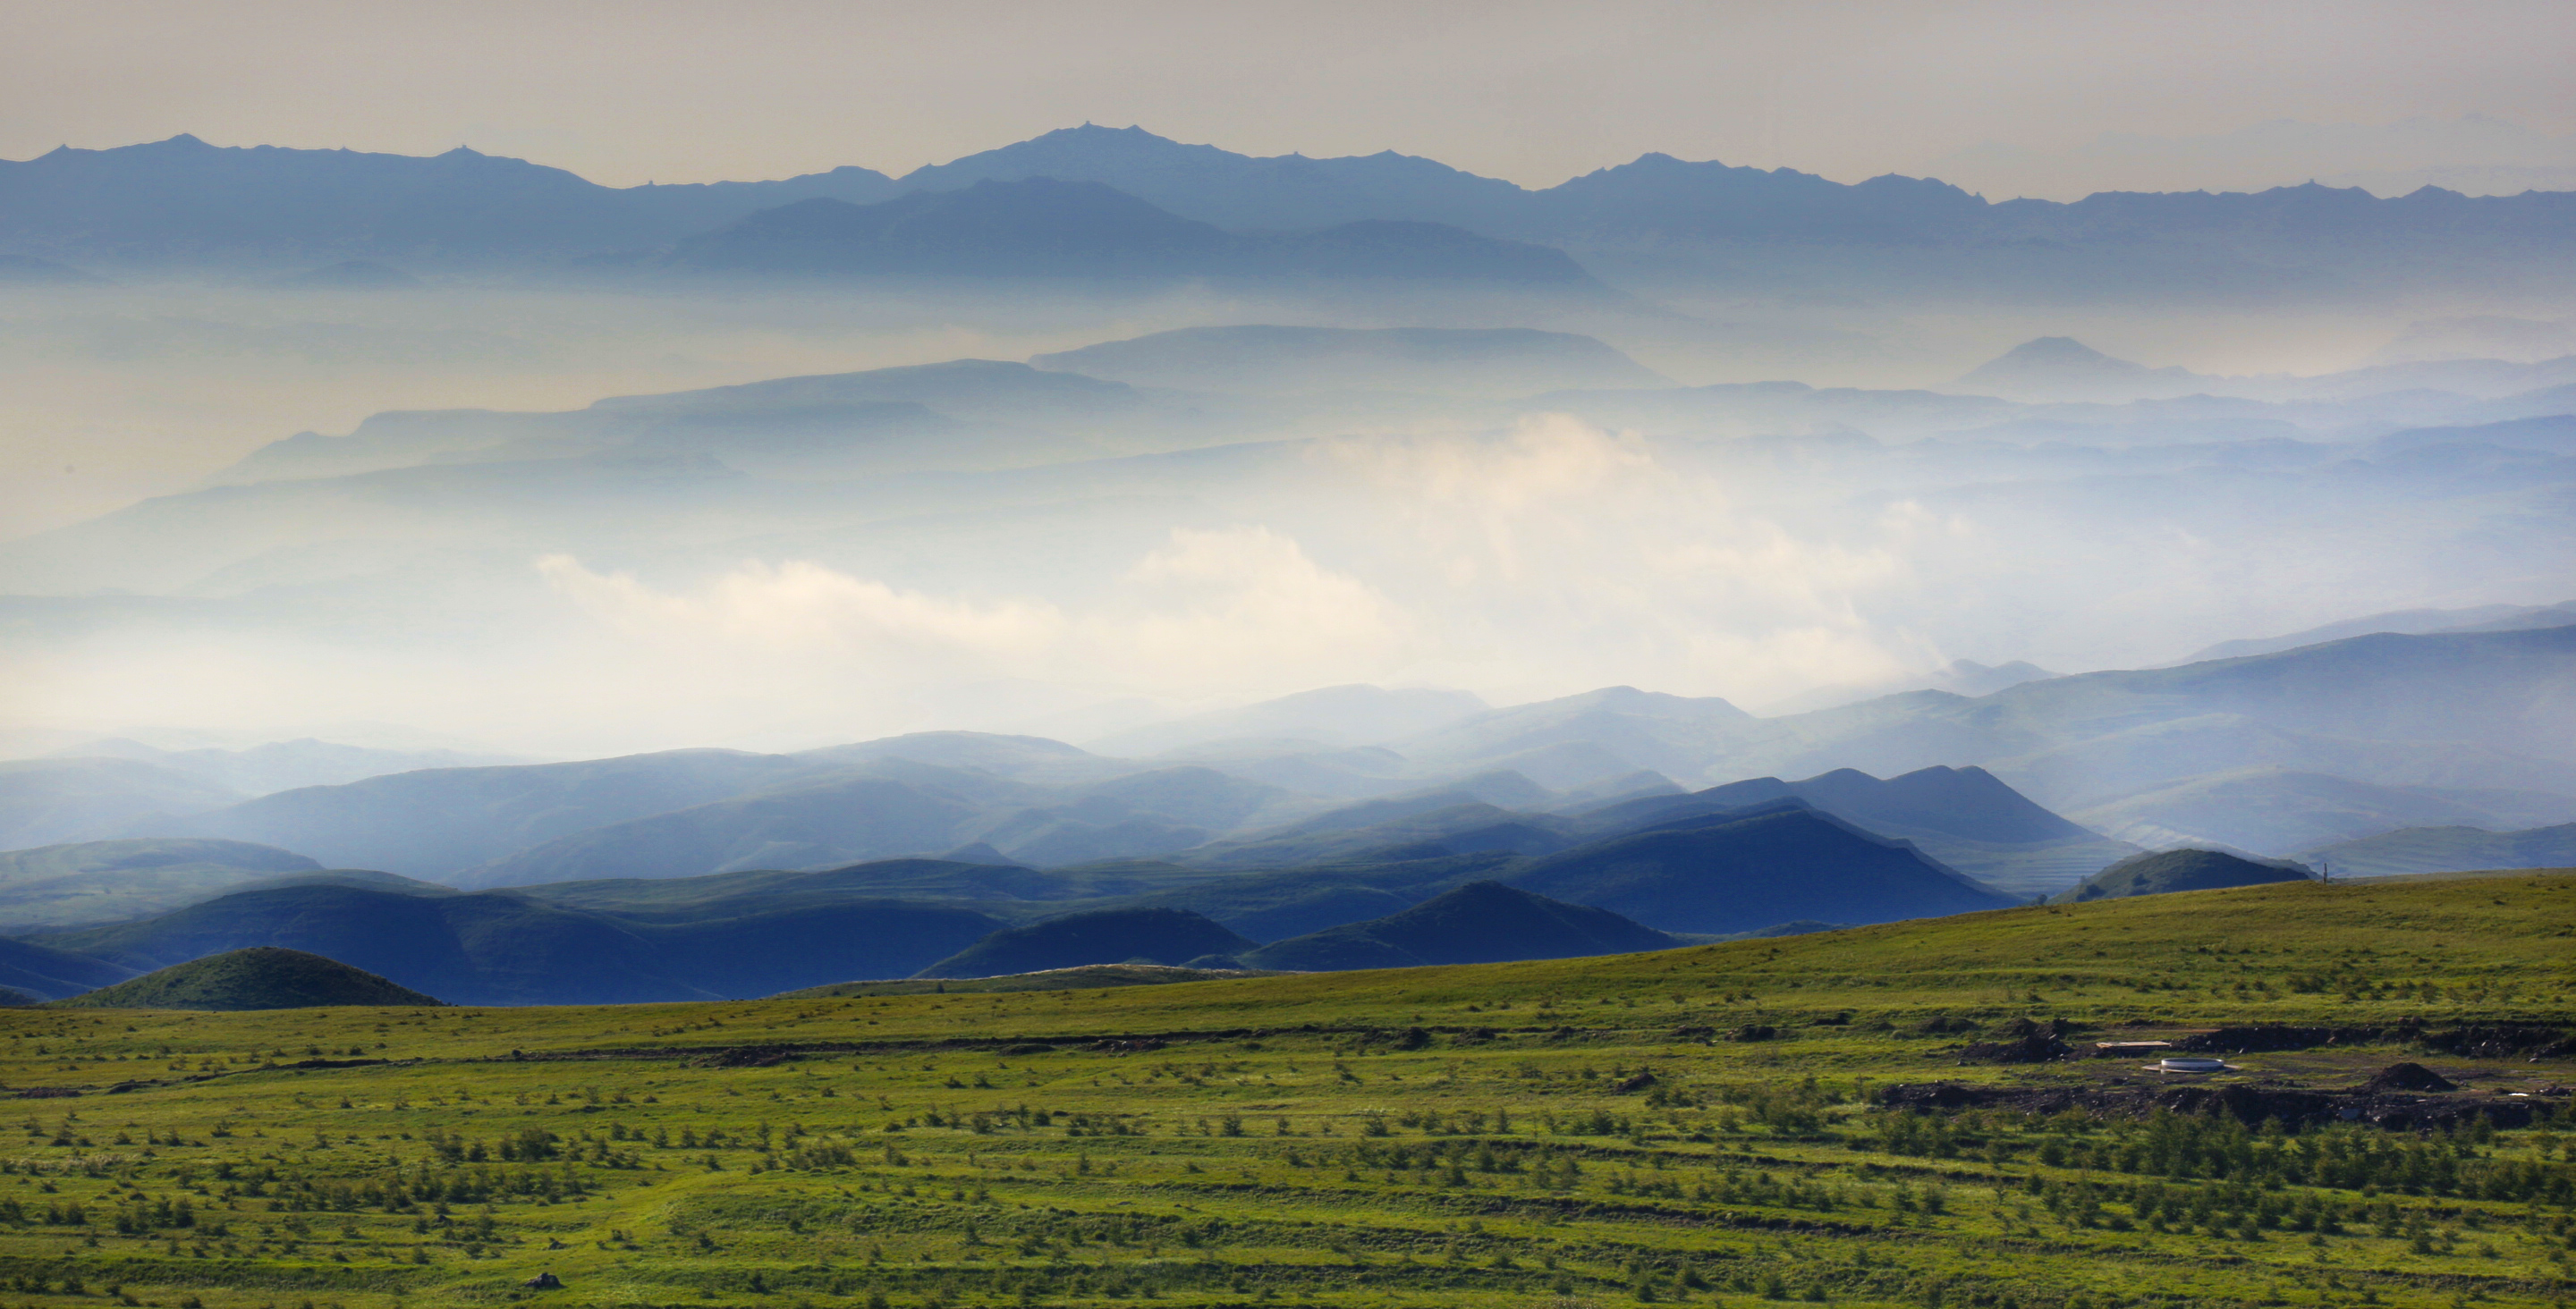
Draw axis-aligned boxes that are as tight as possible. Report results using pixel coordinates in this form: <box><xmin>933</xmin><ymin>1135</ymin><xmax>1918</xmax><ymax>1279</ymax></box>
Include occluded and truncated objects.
<box><xmin>1</xmin><ymin>874</ymin><xmax>2571</xmax><ymax>1309</ymax></box>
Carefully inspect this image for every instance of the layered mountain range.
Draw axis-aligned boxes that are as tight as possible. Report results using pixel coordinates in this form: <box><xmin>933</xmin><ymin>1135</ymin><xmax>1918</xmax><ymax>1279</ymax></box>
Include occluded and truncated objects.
<box><xmin>5</xmin><ymin>126</ymin><xmax>2572</xmax><ymax>300</ymax></box>
<box><xmin>0</xmin><ymin>604</ymin><xmax>2568</xmax><ymax>999</ymax></box>
<box><xmin>3</xmin><ymin>605</ymin><xmax>2568</xmax><ymax>1003</ymax></box>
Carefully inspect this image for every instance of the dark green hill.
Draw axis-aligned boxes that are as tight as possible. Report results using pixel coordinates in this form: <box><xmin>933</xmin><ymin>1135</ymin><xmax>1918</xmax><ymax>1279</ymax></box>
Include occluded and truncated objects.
<box><xmin>2050</xmin><ymin>849</ymin><xmax>2312</xmax><ymax>903</ymax></box>
<box><xmin>915</xmin><ymin>908</ymin><xmax>1258</xmax><ymax>980</ymax></box>
<box><xmin>1504</xmin><ymin>807</ymin><xmax>2016</xmax><ymax>934</ymax></box>
<box><xmin>53</xmin><ymin>947</ymin><xmax>443</xmax><ymax>1009</ymax></box>
<box><xmin>1239</xmin><ymin>882</ymin><xmax>1680</xmax><ymax>971</ymax></box>
<box><xmin>2301</xmin><ymin>822</ymin><xmax>2576</xmax><ymax>880</ymax></box>
<box><xmin>34</xmin><ymin>883</ymin><xmax>1007</xmax><ymax>1005</ymax></box>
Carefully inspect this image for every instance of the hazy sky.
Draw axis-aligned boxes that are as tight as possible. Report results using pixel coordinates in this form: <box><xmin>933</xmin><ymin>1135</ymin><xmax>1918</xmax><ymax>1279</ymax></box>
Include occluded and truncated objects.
<box><xmin>7</xmin><ymin>0</ymin><xmax>2572</xmax><ymax>190</ymax></box>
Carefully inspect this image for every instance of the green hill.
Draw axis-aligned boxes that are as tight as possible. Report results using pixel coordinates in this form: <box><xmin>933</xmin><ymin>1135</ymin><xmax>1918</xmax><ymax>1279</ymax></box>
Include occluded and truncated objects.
<box><xmin>1239</xmin><ymin>881</ymin><xmax>1679</xmax><ymax>970</ymax></box>
<box><xmin>914</xmin><ymin>908</ymin><xmax>1257</xmax><ymax>979</ymax></box>
<box><xmin>51</xmin><ymin>946</ymin><xmax>444</xmax><ymax>1009</ymax></box>
<box><xmin>2051</xmin><ymin>847</ymin><xmax>2311</xmax><ymax>902</ymax></box>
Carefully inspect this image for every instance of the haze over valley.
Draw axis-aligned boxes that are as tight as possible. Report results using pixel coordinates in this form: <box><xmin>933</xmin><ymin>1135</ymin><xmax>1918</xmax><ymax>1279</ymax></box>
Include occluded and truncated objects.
<box><xmin>5</xmin><ymin>92</ymin><xmax>2576</xmax><ymax>992</ymax></box>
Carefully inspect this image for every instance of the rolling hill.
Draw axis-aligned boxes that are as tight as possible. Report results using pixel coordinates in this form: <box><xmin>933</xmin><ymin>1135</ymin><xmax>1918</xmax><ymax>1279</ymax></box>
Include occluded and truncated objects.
<box><xmin>0</xmin><ymin>937</ymin><xmax>138</xmax><ymax>1001</ymax></box>
<box><xmin>2066</xmin><ymin>766</ymin><xmax>2576</xmax><ymax>856</ymax></box>
<box><xmin>31</xmin><ymin>883</ymin><xmax>1009</xmax><ymax>1005</ymax></box>
<box><xmin>1502</xmin><ymin>806</ymin><xmax>2018</xmax><ymax>935</ymax></box>
<box><xmin>53</xmin><ymin>946</ymin><xmax>444</xmax><ymax>1010</ymax></box>
<box><xmin>912</xmin><ymin>908</ymin><xmax>1258</xmax><ymax>980</ymax></box>
<box><xmin>0</xmin><ymin>757</ymin><xmax>244</xmax><ymax>850</ymax></box>
<box><xmin>2301</xmin><ymin>822</ymin><xmax>2576</xmax><ymax>880</ymax></box>
<box><xmin>1236</xmin><ymin>881</ymin><xmax>1680</xmax><ymax>971</ymax></box>
<box><xmin>133</xmin><ymin>747</ymin><xmax>840</xmax><ymax>879</ymax></box>
<box><xmin>0</xmin><ymin>836</ymin><xmax>326</xmax><ymax>928</ymax></box>
<box><xmin>2051</xmin><ymin>848</ymin><xmax>2312</xmax><ymax>903</ymax></box>
<box><xmin>1030</xmin><ymin>325</ymin><xmax>1669</xmax><ymax>396</ymax></box>
<box><xmin>1575</xmin><ymin>764</ymin><xmax>2136</xmax><ymax>896</ymax></box>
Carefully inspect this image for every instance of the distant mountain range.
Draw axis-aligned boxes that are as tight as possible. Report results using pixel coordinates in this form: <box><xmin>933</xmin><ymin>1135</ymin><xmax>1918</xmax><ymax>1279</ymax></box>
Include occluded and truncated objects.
<box><xmin>9</xmin><ymin>613</ymin><xmax>2567</xmax><ymax>1000</ymax></box>
<box><xmin>0</xmin><ymin>783</ymin><xmax>2014</xmax><ymax>1001</ymax></box>
<box><xmin>12</xmin><ymin>623</ymin><xmax>2570</xmax><ymax>899</ymax></box>
<box><xmin>1233</xmin><ymin>882</ymin><xmax>1681</xmax><ymax>972</ymax></box>
<box><xmin>2067</xmin><ymin>767</ymin><xmax>2576</xmax><ymax>857</ymax></box>
<box><xmin>1030</xmin><ymin>326</ymin><xmax>1669</xmax><ymax>396</ymax></box>
<box><xmin>2301</xmin><ymin>822</ymin><xmax>2576</xmax><ymax>880</ymax></box>
<box><xmin>1950</xmin><ymin>336</ymin><xmax>2576</xmax><ymax>405</ymax></box>
<box><xmin>914</xmin><ymin>908</ymin><xmax>1255</xmax><ymax>979</ymax></box>
<box><xmin>2177</xmin><ymin>600</ymin><xmax>2576</xmax><ymax>663</ymax></box>
<box><xmin>665</xmin><ymin>179</ymin><xmax>1614</xmax><ymax>294</ymax></box>
<box><xmin>6</xmin><ymin>127</ymin><xmax>2572</xmax><ymax>300</ymax></box>
<box><xmin>30</xmin><ymin>881</ymin><xmax>1012</xmax><ymax>1005</ymax></box>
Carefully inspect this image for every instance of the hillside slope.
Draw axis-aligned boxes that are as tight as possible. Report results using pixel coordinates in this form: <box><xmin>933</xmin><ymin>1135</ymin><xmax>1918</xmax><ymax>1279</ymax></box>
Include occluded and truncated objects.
<box><xmin>1239</xmin><ymin>881</ymin><xmax>1680</xmax><ymax>971</ymax></box>
<box><xmin>914</xmin><ymin>908</ymin><xmax>1258</xmax><ymax>980</ymax></box>
<box><xmin>2302</xmin><ymin>822</ymin><xmax>2576</xmax><ymax>880</ymax></box>
<box><xmin>2052</xmin><ymin>848</ymin><xmax>2312</xmax><ymax>903</ymax></box>
<box><xmin>0</xmin><ymin>757</ymin><xmax>244</xmax><ymax>850</ymax></box>
<box><xmin>34</xmin><ymin>884</ymin><xmax>1009</xmax><ymax>1005</ymax></box>
<box><xmin>0</xmin><ymin>837</ymin><xmax>328</xmax><ymax>928</ymax></box>
<box><xmin>1579</xmin><ymin>764</ymin><xmax>2133</xmax><ymax>895</ymax></box>
<box><xmin>1504</xmin><ymin>806</ymin><xmax>2017</xmax><ymax>934</ymax></box>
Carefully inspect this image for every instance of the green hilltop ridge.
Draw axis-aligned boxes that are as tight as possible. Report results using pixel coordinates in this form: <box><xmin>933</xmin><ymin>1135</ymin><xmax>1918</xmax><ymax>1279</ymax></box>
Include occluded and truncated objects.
<box><xmin>52</xmin><ymin>946</ymin><xmax>445</xmax><ymax>1010</ymax></box>
<box><xmin>2051</xmin><ymin>847</ymin><xmax>2312</xmax><ymax>903</ymax></box>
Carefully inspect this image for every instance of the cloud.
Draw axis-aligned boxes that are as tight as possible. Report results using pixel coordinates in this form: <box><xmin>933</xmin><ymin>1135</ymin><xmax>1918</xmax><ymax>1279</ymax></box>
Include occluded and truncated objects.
<box><xmin>533</xmin><ymin>524</ymin><xmax>1420</xmax><ymax>717</ymax></box>
<box><xmin>1305</xmin><ymin>414</ymin><xmax>1928</xmax><ymax>703</ymax></box>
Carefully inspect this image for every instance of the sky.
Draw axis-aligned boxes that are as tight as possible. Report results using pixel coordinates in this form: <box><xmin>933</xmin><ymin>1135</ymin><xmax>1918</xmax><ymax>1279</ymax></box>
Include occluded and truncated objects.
<box><xmin>5</xmin><ymin>0</ymin><xmax>2573</xmax><ymax>191</ymax></box>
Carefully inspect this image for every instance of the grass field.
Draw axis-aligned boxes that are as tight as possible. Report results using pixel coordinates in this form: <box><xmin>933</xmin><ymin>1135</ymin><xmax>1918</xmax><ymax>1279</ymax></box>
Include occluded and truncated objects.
<box><xmin>0</xmin><ymin>874</ymin><xmax>2571</xmax><ymax>1309</ymax></box>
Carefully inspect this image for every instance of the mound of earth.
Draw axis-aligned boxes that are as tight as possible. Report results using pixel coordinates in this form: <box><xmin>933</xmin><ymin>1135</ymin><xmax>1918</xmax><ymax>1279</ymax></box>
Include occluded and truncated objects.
<box><xmin>2363</xmin><ymin>1062</ymin><xmax>2457</xmax><ymax>1093</ymax></box>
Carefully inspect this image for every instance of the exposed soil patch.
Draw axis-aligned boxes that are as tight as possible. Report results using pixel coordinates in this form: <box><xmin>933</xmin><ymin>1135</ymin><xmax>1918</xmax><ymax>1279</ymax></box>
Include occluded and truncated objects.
<box><xmin>2171</xmin><ymin>1022</ymin><xmax>2570</xmax><ymax>1058</ymax></box>
<box><xmin>1957</xmin><ymin>1019</ymin><xmax>2080</xmax><ymax>1063</ymax></box>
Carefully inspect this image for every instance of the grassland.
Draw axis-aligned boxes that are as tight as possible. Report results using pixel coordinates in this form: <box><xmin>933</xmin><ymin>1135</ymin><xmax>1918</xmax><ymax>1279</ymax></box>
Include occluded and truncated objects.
<box><xmin>0</xmin><ymin>874</ymin><xmax>2569</xmax><ymax>1309</ymax></box>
